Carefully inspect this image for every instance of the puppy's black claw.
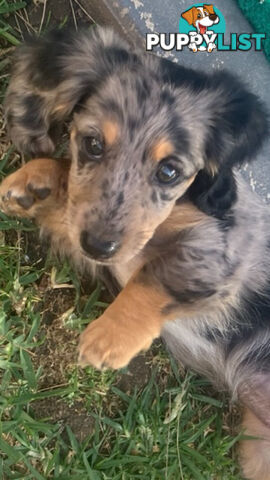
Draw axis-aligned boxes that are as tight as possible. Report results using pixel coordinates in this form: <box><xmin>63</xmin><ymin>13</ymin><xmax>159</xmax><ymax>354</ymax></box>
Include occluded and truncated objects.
<box><xmin>16</xmin><ymin>195</ymin><xmax>35</xmax><ymax>210</ymax></box>
<box><xmin>1</xmin><ymin>191</ymin><xmax>11</xmax><ymax>202</ymax></box>
<box><xmin>27</xmin><ymin>183</ymin><xmax>51</xmax><ymax>200</ymax></box>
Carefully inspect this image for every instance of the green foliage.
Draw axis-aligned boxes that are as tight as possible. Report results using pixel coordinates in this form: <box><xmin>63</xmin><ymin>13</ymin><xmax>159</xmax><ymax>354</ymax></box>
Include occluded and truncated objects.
<box><xmin>0</xmin><ymin>0</ymin><xmax>25</xmax><ymax>45</ymax></box>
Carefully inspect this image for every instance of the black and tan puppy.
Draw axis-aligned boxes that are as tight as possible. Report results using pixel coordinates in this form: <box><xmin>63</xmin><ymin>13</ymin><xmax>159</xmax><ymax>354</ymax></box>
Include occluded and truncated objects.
<box><xmin>1</xmin><ymin>27</ymin><xmax>270</xmax><ymax>479</ymax></box>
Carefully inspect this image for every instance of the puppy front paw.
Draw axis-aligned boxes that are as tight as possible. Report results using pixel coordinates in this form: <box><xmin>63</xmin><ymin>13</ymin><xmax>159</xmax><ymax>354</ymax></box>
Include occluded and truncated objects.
<box><xmin>78</xmin><ymin>313</ymin><xmax>154</xmax><ymax>370</ymax></box>
<box><xmin>208</xmin><ymin>42</ymin><xmax>217</xmax><ymax>52</ymax></box>
<box><xmin>189</xmin><ymin>43</ymin><xmax>198</xmax><ymax>52</ymax></box>
<box><xmin>0</xmin><ymin>158</ymin><xmax>68</xmax><ymax>219</ymax></box>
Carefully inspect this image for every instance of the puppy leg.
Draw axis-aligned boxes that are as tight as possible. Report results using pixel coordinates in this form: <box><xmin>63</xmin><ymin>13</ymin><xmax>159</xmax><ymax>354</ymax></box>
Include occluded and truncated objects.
<box><xmin>79</xmin><ymin>279</ymin><xmax>173</xmax><ymax>369</ymax></box>
<box><xmin>239</xmin><ymin>408</ymin><xmax>270</xmax><ymax>480</ymax></box>
<box><xmin>0</xmin><ymin>158</ymin><xmax>69</xmax><ymax>221</ymax></box>
<box><xmin>79</xmin><ymin>217</ymin><xmax>227</xmax><ymax>370</ymax></box>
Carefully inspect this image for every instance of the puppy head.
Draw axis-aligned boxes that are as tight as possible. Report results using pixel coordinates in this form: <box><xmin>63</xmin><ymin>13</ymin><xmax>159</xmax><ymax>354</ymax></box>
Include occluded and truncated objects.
<box><xmin>182</xmin><ymin>5</ymin><xmax>219</xmax><ymax>32</ymax></box>
<box><xmin>6</xmin><ymin>27</ymin><xmax>266</xmax><ymax>267</ymax></box>
<box><xmin>24</xmin><ymin>28</ymin><xmax>265</xmax><ymax>265</ymax></box>
<box><xmin>68</xmin><ymin>68</ymin><xmax>199</xmax><ymax>264</ymax></box>
<box><xmin>198</xmin><ymin>5</ymin><xmax>219</xmax><ymax>29</ymax></box>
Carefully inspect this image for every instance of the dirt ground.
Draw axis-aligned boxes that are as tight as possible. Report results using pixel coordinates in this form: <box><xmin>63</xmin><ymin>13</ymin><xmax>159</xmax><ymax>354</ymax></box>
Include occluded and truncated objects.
<box><xmin>10</xmin><ymin>0</ymin><xmax>92</xmax><ymax>34</ymax></box>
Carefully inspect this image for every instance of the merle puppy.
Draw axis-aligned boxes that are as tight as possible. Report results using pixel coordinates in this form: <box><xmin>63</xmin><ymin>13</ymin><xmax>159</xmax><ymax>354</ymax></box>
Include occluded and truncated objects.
<box><xmin>1</xmin><ymin>27</ymin><xmax>270</xmax><ymax>479</ymax></box>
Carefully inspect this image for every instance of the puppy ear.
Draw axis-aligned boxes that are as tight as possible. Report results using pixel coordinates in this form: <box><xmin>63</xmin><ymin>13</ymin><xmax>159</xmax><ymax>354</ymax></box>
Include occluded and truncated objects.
<box><xmin>160</xmin><ymin>61</ymin><xmax>268</xmax><ymax>217</ymax></box>
<box><xmin>187</xmin><ymin>168</ymin><xmax>237</xmax><ymax>220</ymax></box>
<box><xmin>5</xmin><ymin>27</ymin><xmax>135</xmax><ymax>155</ymax></box>
<box><xmin>192</xmin><ymin>73</ymin><xmax>268</xmax><ymax>217</ymax></box>
<box><xmin>203</xmin><ymin>72</ymin><xmax>268</xmax><ymax>174</ymax></box>
<box><xmin>192</xmin><ymin>75</ymin><xmax>268</xmax><ymax>217</ymax></box>
<box><xmin>181</xmin><ymin>7</ymin><xmax>196</xmax><ymax>25</ymax></box>
<box><xmin>160</xmin><ymin>62</ymin><xmax>268</xmax><ymax>172</ymax></box>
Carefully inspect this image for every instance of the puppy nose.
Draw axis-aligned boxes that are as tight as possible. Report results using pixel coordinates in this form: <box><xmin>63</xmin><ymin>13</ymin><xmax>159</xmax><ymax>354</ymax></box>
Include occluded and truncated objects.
<box><xmin>209</xmin><ymin>14</ymin><xmax>217</xmax><ymax>21</ymax></box>
<box><xmin>80</xmin><ymin>231</ymin><xmax>119</xmax><ymax>259</ymax></box>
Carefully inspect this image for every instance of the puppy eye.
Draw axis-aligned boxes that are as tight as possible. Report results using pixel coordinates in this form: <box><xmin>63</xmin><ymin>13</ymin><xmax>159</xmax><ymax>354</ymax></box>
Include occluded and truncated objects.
<box><xmin>156</xmin><ymin>161</ymin><xmax>180</xmax><ymax>185</ymax></box>
<box><xmin>204</xmin><ymin>11</ymin><xmax>209</xmax><ymax>16</ymax></box>
<box><xmin>83</xmin><ymin>136</ymin><xmax>104</xmax><ymax>158</ymax></box>
<box><xmin>197</xmin><ymin>13</ymin><xmax>202</xmax><ymax>18</ymax></box>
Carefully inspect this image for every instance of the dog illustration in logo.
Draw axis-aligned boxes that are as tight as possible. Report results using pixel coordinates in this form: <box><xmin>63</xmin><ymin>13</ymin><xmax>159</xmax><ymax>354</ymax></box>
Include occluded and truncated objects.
<box><xmin>181</xmin><ymin>4</ymin><xmax>220</xmax><ymax>53</ymax></box>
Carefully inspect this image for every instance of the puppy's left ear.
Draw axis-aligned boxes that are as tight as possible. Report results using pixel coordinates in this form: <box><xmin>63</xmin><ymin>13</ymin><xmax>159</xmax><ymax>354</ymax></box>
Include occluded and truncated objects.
<box><xmin>189</xmin><ymin>71</ymin><xmax>268</xmax><ymax>218</ymax></box>
<box><xmin>181</xmin><ymin>7</ymin><xmax>197</xmax><ymax>26</ymax></box>
<box><xmin>161</xmin><ymin>60</ymin><xmax>268</xmax><ymax>218</ymax></box>
<box><xmin>203</xmin><ymin>71</ymin><xmax>268</xmax><ymax>174</ymax></box>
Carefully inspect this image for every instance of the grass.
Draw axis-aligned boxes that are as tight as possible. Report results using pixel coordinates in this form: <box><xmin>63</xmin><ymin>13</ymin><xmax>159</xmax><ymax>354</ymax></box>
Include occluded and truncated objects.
<box><xmin>0</xmin><ymin>2</ymin><xmax>243</xmax><ymax>479</ymax></box>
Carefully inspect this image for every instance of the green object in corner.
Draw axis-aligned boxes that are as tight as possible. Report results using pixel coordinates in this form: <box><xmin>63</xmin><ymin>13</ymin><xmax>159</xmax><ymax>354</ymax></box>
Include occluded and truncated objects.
<box><xmin>236</xmin><ymin>0</ymin><xmax>270</xmax><ymax>61</ymax></box>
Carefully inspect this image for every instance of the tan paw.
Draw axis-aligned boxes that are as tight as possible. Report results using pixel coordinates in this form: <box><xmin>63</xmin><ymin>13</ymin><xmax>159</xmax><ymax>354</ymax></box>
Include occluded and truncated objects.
<box><xmin>0</xmin><ymin>158</ymin><xmax>68</xmax><ymax>219</ymax></box>
<box><xmin>78</xmin><ymin>313</ymin><xmax>153</xmax><ymax>370</ymax></box>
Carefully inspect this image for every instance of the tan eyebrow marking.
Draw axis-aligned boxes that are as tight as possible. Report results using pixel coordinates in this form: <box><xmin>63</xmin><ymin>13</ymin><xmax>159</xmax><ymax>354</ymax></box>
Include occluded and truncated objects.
<box><xmin>103</xmin><ymin>120</ymin><xmax>119</xmax><ymax>146</ymax></box>
<box><xmin>151</xmin><ymin>138</ymin><xmax>174</xmax><ymax>162</ymax></box>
